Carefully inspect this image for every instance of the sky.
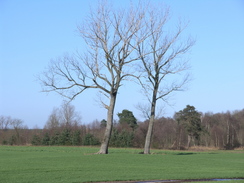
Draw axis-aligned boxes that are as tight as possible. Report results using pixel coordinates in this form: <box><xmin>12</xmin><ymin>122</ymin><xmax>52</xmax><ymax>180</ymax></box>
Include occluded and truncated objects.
<box><xmin>0</xmin><ymin>0</ymin><xmax>244</xmax><ymax>128</ymax></box>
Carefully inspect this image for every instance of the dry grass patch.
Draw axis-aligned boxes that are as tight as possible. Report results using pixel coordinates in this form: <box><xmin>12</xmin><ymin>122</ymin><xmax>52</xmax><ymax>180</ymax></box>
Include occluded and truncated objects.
<box><xmin>188</xmin><ymin>146</ymin><xmax>219</xmax><ymax>151</ymax></box>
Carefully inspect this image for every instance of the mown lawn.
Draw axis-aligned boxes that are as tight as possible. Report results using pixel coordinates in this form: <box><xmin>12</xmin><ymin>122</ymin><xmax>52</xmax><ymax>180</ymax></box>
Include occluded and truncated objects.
<box><xmin>0</xmin><ymin>146</ymin><xmax>243</xmax><ymax>183</ymax></box>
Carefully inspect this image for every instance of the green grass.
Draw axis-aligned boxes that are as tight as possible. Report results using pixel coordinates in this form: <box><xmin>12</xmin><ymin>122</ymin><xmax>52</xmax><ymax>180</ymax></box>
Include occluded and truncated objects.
<box><xmin>0</xmin><ymin>146</ymin><xmax>243</xmax><ymax>183</ymax></box>
<box><xmin>187</xmin><ymin>181</ymin><xmax>244</xmax><ymax>183</ymax></box>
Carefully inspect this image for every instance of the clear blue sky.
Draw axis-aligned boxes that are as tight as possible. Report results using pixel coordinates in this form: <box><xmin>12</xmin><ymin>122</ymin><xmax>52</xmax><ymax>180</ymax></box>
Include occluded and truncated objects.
<box><xmin>1</xmin><ymin>0</ymin><xmax>244</xmax><ymax>128</ymax></box>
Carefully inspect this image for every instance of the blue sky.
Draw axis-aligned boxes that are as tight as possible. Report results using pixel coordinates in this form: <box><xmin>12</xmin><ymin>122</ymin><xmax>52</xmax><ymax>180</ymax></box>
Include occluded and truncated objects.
<box><xmin>0</xmin><ymin>0</ymin><xmax>244</xmax><ymax>128</ymax></box>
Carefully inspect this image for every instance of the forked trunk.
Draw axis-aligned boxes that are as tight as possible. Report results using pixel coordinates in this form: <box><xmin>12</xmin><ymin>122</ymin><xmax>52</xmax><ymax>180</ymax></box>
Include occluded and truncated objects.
<box><xmin>97</xmin><ymin>94</ymin><xmax>117</xmax><ymax>154</ymax></box>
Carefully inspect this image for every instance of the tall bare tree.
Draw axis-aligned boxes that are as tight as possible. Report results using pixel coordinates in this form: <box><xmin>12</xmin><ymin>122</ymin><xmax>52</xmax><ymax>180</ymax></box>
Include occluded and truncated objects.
<box><xmin>39</xmin><ymin>1</ymin><xmax>149</xmax><ymax>154</ymax></box>
<box><xmin>136</xmin><ymin>5</ymin><xmax>195</xmax><ymax>154</ymax></box>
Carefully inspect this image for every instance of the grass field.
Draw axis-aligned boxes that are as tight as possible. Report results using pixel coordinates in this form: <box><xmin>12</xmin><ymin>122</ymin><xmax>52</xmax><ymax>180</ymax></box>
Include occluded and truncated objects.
<box><xmin>0</xmin><ymin>146</ymin><xmax>243</xmax><ymax>183</ymax></box>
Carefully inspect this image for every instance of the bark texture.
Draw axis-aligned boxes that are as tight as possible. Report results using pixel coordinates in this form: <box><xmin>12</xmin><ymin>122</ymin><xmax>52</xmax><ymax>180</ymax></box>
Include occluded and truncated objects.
<box><xmin>97</xmin><ymin>94</ymin><xmax>116</xmax><ymax>154</ymax></box>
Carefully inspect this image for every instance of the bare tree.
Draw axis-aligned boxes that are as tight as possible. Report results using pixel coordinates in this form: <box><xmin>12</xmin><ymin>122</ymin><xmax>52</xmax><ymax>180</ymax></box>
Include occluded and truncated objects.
<box><xmin>44</xmin><ymin>101</ymin><xmax>81</xmax><ymax>129</ymax></box>
<box><xmin>10</xmin><ymin>118</ymin><xmax>24</xmax><ymax>144</ymax></box>
<box><xmin>0</xmin><ymin>115</ymin><xmax>11</xmax><ymax>130</ymax></box>
<box><xmin>0</xmin><ymin>116</ymin><xmax>12</xmax><ymax>144</ymax></box>
<box><xmin>135</xmin><ymin>5</ymin><xmax>195</xmax><ymax>154</ymax></box>
<box><xmin>44</xmin><ymin>107</ymin><xmax>60</xmax><ymax>129</ymax></box>
<box><xmin>59</xmin><ymin>101</ymin><xmax>81</xmax><ymax>128</ymax></box>
<box><xmin>39</xmin><ymin>1</ymin><xmax>149</xmax><ymax>154</ymax></box>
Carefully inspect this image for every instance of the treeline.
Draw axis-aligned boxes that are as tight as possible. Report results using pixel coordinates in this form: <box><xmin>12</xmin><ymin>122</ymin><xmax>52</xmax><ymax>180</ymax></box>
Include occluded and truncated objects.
<box><xmin>1</xmin><ymin>104</ymin><xmax>244</xmax><ymax>150</ymax></box>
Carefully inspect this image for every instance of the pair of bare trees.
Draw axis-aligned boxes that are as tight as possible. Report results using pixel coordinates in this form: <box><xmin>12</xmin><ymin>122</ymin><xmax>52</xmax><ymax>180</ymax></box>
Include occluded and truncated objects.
<box><xmin>39</xmin><ymin>1</ymin><xmax>194</xmax><ymax>154</ymax></box>
<box><xmin>44</xmin><ymin>101</ymin><xmax>81</xmax><ymax>129</ymax></box>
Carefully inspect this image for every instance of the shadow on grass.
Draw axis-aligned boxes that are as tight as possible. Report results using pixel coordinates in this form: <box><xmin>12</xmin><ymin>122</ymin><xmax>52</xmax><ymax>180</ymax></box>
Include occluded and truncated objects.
<box><xmin>175</xmin><ymin>152</ymin><xmax>195</xmax><ymax>155</ymax></box>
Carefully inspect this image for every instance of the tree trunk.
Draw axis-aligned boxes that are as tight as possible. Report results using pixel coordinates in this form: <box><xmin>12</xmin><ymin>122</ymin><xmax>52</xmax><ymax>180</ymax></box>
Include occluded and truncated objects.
<box><xmin>215</xmin><ymin>132</ymin><xmax>218</xmax><ymax>147</ymax></box>
<box><xmin>144</xmin><ymin>115</ymin><xmax>155</xmax><ymax>154</ymax></box>
<box><xmin>178</xmin><ymin>128</ymin><xmax>182</xmax><ymax>150</ymax></box>
<box><xmin>187</xmin><ymin>135</ymin><xmax>191</xmax><ymax>149</ymax></box>
<box><xmin>97</xmin><ymin>93</ymin><xmax>117</xmax><ymax>154</ymax></box>
<box><xmin>14</xmin><ymin>128</ymin><xmax>20</xmax><ymax>145</ymax></box>
<box><xmin>144</xmin><ymin>87</ymin><xmax>157</xmax><ymax>154</ymax></box>
<box><xmin>226</xmin><ymin>120</ymin><xmax>230</xmax><ymax>145</ymax></box>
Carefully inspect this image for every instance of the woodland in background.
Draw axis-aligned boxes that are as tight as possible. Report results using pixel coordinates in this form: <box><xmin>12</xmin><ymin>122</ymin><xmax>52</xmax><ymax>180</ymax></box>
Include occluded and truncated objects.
<box><xmin>1</xmin><ymin>103</ymin><xmax>243</xmax><ymax>150</ymax></box>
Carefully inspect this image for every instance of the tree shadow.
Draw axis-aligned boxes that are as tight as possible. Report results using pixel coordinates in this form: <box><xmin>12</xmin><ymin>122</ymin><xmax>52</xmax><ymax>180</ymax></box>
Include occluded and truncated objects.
<box><xmin>175</xmin><ymin>152</ymin><xmax>195</xmax><ymax>155</ymax></box>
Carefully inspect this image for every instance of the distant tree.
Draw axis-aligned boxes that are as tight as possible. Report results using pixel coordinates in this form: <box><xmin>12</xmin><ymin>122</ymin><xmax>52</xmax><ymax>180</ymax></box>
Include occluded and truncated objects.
<box><xmin>71</xmin><ymin>130</ymin><xmax>81</xmax><ymax>146</ymax></box>
<box><xmin>117</xmin><ymin>109</ymin><xmax>137</xmax><ymax>130</ymax></box>
<box><xmin>50</xmin><ymin>132</ymin><xmax>60</xmax><ymax>145</ymax></box>
<box><xmin>44</xmin><ymin>101</ymin><xmax>81</xmax><ymax>130</ymax></box>
<box><xmin>200</xmin><ymin>112</ymin><xmax>214</xmax><ymax>147</ymax></box>
<box><xmin>223</xmin><ymin>111</ymin><xmax>240</xmax><ymax>150</ymax></box>
<box><xmin>0</xmin><ymin>116</ymin><xmax>11</xmax><ymax>130</ymax></box>
<box><xmin>109</xmin><ymin>128</ymin><xmax>134</xmax><ymax>148</ymax></box>
<box><xmin>59</xmin><ymin>101</ymin><xmax>81</xmax><ymax>128</ymax></box>
<box><xmin>0</xmin><ymin>116</ymin><xmax>12</xmax><ymax>144</ymax></box>
<box><xmin>59</xmin><ymin>129</ymin><xmax>72</xmax><ymax>145</ymax></box>
<box><xmin>31</xmin><ymin>134</ymin><xmax>42</xmax><ymax>146</ymax></box>
<box><xmin>152</xmin><ymin>117</ymin><xmax>177</xmax><ymax>149</ymax></box>
<box><xmin>42</xmin><ymin>132</ymin><xmax>50</xmax><ymax>145</ymax></box>
<box><xmin>133</xmin><ymin>121</ymin><xmax>149</xmax><ymax>148</ymax></box>
<box><xmin>9</xmin><ymin>135</ymin><xmax>17</xmax><ymax>145</ymax></box>
<box><xmin>233</xmin><ymin>109</ymin><xmax>244</xmax><ymax>148</ymax></box>
<box><xmin>173</xmin><ymin>113</ymin><xmax>187</xmax><ymax>150</ymax></box>
<box><xmin>44</xmin><ymin>108</ymin><xmax>60</xmax><ymax>129</ymax></box>
<box><xmin>9</xmin><ymin>118</ymin><xmax>24</xmax><ymax>145</ymax></box>
<box><xmin>100</xmin><ymin>119</ymin><xmax>107</xmax><ymax>128</ymax></box>
<box><xmin>175</xmin><ymin>105</ymin><xmax>202</xmax><ymax>149</ymax></box>
<box><xmin>211</xmin><ymin>113</ymin><xmax>226</xmax><ymax>148</ymax></box>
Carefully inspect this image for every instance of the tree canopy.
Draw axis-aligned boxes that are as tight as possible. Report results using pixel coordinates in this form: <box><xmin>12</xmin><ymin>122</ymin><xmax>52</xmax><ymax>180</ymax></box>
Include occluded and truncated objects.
<box><xmin>118</xmin><ymin>109</ymin><xmax>137</xmax><ymax>130</ymax></box>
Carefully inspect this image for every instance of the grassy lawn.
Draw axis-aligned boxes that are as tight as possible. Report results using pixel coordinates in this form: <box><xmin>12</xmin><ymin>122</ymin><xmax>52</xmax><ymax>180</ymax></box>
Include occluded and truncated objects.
<box><xmin>0</xmin><ymin>146</ymin><xmax>243</xmax><ymax>183</ymax></box>
<box><xmin>186</xmin><ymin>181</ymin><xmax>244</xmax><ymax>183</ymax></box>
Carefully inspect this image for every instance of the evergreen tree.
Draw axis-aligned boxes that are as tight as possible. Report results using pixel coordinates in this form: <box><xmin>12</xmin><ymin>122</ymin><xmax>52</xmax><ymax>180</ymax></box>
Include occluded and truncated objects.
<box><xmin>42</xmin><ymin>132</ymin><xmax>50</xmax><ymax>145</ymax></box>
<box><xmin>72</xmin><ymin>130</ymin><xmax>81</xmax><ymax>146</ymax></box>
<box><xmin>110</xmin><ymin>128</ymin><xmax>134</xmax><ymax>148</ymax></box>
<box><xmin>59</xmin><ymin>129</ymin><xmax>72</xmax><ymax>145</ymax></box>
<box><xmin>31</xmin><ymin>135</ymin><xmax>42</xmax><ymax>146</ymax></box>
<box><xmin>175</xmin><ymin>105</ymin><xmax>203</xmax><ymax>148</ymax></box>
<box><xmin>50</xmin><ymin>132</ymin><xmax>60</xmax><ymax>145</ymax></box>
<box><xmin>100</xmin><ymin>119</ymin><xmax>107</xmax><ymax>128</ymax></box>
<box><xmin>117</xmin><ymin>109</ymin><xmax>137</xmax><ymax>130</ymax></box>
<box><xmin>82</xmin><ymin>133</ymin><xmax>100</xmax><ymax>146</ymax></box>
